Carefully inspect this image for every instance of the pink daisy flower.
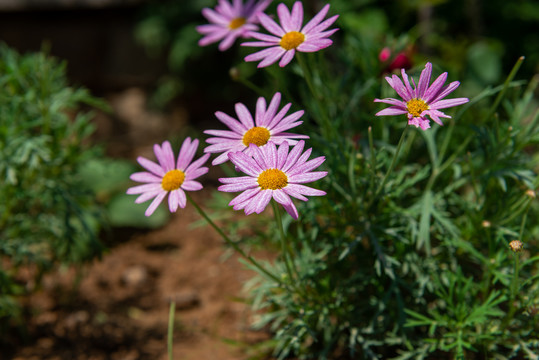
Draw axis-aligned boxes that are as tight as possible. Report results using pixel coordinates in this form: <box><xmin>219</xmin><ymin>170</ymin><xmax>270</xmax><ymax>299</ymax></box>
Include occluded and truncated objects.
<box><xmin>242</xmin><ymin>1</ymin><xmax>339</xmax><ymax>68</ymax></box>
<box><xmin>127</xmin><ymin>138</ymin><xmax>210</xmax><ymax>217</ymax></box>
<box><xmin>374</xmin><ymin>62</ymin><xmax>469</xmax><ymax>130</ymax></box>
<box><xmin>204</xmin><ymin>92</ymin><xmax>308</xmax><ymax>165</ymax></box>
<box><xmin>196</xmin><ymin>0</ymin><xmax>272</xmax><ymax>51</ymax></box>
<box><xmin>218</xmin><ymin>140</ymin><xmax>327</xmax><ymax>219</ymax></box>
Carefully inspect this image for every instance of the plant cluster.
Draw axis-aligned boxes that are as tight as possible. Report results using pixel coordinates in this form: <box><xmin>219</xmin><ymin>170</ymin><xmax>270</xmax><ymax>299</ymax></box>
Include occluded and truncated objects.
<box><xmin>127</xmin><ymin>1</ymin><xmax>539</xmax><ymax>359</ymax></box>
<box><xmin>0</xmin><ymin>44</ymin><xmax>107</xmax><ymax>334</ymax></box>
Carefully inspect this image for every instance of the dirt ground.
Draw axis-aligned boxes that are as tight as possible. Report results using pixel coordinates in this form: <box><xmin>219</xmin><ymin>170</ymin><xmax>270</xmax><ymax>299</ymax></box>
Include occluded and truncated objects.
<box><xmin>2</xmin><ymin>89</ymin><xmax>273</xmax><ymax>360</ymax></box>
<box><xmin>5</xmin><ymin>194</ymin><xmax>271</xmax><ymax>360</ymax></box>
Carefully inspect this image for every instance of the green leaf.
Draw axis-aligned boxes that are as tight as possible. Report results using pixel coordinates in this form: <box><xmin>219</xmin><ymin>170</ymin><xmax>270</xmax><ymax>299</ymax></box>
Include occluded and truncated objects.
<box><xmin>107</xmin><ymin>193</ymin><xmax>169</xmax><ymax>229</ymax></box>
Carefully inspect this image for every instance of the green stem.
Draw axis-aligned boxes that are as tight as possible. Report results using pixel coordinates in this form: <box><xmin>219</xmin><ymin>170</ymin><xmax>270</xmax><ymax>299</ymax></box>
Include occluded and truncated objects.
<box><xmin>504</xmin><ymin>198</ymin><xmax>531</xmax><ymax>328</ymax></box>
<box><xmin>167</xmin><ymin>301</ymin><xmax>175</xmax><ymax>360</ymax></box>
<box><xmin>237</xmin><ymin>77</ymin><xmax>268</xmax><ymax>98</ymax></box>
<box><xmin>367</xmin><ymin>125</ymin><xmax>410</xmax><ymax>209</ymax></box>
<box><xmin>511</xmin><ymin>254</ymin><xmax>520</xmax><ymax>301</ymax></box>
<box><xmin>483</xmin><ymin>56</ymin><xmax>525</xmax><ymax>123</ymax></box>
<box><xmin>368</xmin><ymin>126</ymin><xmax>377</xmax><ymax>192</ymax></box>
<box><xmin>296</xmin><ymin>53</ymin><xmax>334</xmax><ymax>138</ymax></box>
<box><xmin>186</xmin><ymin>194</ymin><xmax>282</xmax><ymax>284</ymax></box>
<box><xmin>272</xmin><ymin>201</ymin><xmax>296</xmax><ymax>282</ymax></box>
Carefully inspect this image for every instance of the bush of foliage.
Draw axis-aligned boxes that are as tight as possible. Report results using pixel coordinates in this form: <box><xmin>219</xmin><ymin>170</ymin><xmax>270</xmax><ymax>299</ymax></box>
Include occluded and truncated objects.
<box><xmin>0</xmin><ymin>44</ymin><xmax>107</xmax><ymax>334</ymax></box>
<box><xmin>133</xmin><ymin>1</ymin><xmax>539</xmax><ymax>359</ymax></box>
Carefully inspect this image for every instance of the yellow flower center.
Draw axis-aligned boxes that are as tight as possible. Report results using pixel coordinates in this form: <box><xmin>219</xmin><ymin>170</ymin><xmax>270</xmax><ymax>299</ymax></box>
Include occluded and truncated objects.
<box><xmin>229</xmin><ymin>17</ymin><xmax>246</xmax><ymax>29</ymax></box>
<box><xmin>280</xmin><ymin>31</ymin><xmax>305</xmax><ymax>50</ymax></box>
<box><xmin>258</xmin><ymin>169</ymin><xmax>288</xmax><ymax>190</ymax></box>
<box><xmin>406</xmin><ymin>98</ymin><xmax>429</xmax><ymax>117</ymax></box>
<box><xmin>161</xmin><ymin>169</ymin><xmax>185</xmax><ymax>191</ymax></box>
<box><xmin>242</xmin><ymin>127</ymin><xmax>271</xmax><ymax>147</ymax></box>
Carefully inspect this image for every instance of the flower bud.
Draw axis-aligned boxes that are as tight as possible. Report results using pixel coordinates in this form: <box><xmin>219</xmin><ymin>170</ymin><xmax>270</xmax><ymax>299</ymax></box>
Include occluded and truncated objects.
<box><xmin>509</xmin><ymin>240</ymin><xmax>523</xmax><ymax>253</ymax></box>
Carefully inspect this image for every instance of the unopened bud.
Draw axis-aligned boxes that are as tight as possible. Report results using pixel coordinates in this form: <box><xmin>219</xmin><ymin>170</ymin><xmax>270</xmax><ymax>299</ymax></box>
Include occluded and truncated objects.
<box><xmin>482</xmin><ymin>220</ymin><xmax>491</xmax><ymax>228</ymax></box>
<box><xmin>379</xmin><ymin>47</ymin><xmax>391</xmax><ymax>62</ymax></box>
<box><xmin>229</xmin><ymin>67</ymin><xmax>240</xmax><ymax>81</ymax></box>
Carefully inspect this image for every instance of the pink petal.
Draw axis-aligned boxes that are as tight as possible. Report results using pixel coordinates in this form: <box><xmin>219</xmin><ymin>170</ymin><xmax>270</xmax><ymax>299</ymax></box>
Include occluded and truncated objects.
<box><xmin>389</xmin><ymin>74</ymin><xmax>412</xmax><ymax>101</ymax></box>
<box><xmin>228</xmin><ymin>151</ymin><xmax>263</xmax><ymax>176</ymax></box>
<box><xmin>282</xmin><ymin>140</ymin><xmax>305</xmax><ymax>172</ymax></box>
<box><xmin>262</xmin><ymin>142</ymin><xmax>278</xmax><ymax>168</ymax></box>
<box><xmin>266</xmin><ymin>102</ymin><xmax>292</xmax><ymax>129</ymax></box>
<box><xmin>218</xmin><ymin>31</ymin><xmax>241</xmax><ymax>51</ymax></box>
<box><xmin>375</xmin><ymin>107</ymin><xmax>409</xmax><ymax>116</ymax></box>
<box><xmin>416</xmin><ymin>62</ymin><xmax>432</xmax><ymax>98</ymax></box>
<box><xmin>177</xmin><ymin>137</ymin><xmax>199</xmax><ymax>170</ymax></box>
<box><xmin>264</xmin><ymin>92</ymin><xmax>282</xmax><ymax>126</ymax></box>
<box><xmin>288</xmin><ymin>156</ymin><xmax>326</xmax><ymax>176</ymax></box>
<box><xmin>288</xmin><ymin>171</ymin><xmax>328</xmax><ymax>184</ymax></box>
<box><xmin>272</xmin><ymin>189</ymin><xmax>292</xmax><ymax>205</ymax></box>
<box><xmin>168</xmin><ymin>190</ymin><xmax>180</xmax><ymax>212</ymax></box>
<box><xmin>278</xmin><ymin>50</ymin><xmax>295</xmax><ymax>67</ymax></box>
<box><xmin>136</xmin><ymin>157</ymin><xmax>165</xmax><ymax>177</ymax></box>
<box><xmin>281</xmin><ymin>185</ymin><xmax>308</xmax><ymax>201</ymax></box>
<box><xmin>373</xmin><ymin>98</ymin><xmax>407</xmax><ymax>108</ymax></box>
<box><xmin>145</xmin><ymin>191</ymin><xmax>167</xmax><ymax>217</ymax></box>
<box><xmin>258</xmin><ymin>48</ymin><xmax>287</xmax><ymax>67</ymax></box>
<box><xmin>289</xmin><ymin>1</ymin><xmax>304</xmax><ymax>32</ymax></box>
<box><xmin>218</xmin><ymin>180</ymin><xmax>258</xmax><ymax>192</ymax></box>
<box><xmin>277</xmin><ymin>3</ymin><xmax>293</xmax><ymax>32</ymax></box>
<box><xmin>205</xmin><ymin>140</ymin><xmax>243</xmax><ymax>153</ymax></box>
<box><xmin>305</xmin><ymin>28</ymin><xmax>339</xmax><ymax>41</ymax></box>
<box><xmin>228</xmin><ymin>188</ymin><xmax>260</xmax><ymax>206</ymax></box>
<box><xmin>219</xmin><ymin>176</ymin><xmax>254</xmax><ymax>184</ymax></box>
<box><xmin>286</xmin><ymin>183</ymin><xmax>326</xmax><ymax>197</ymax></box>
<box><xmin>202</xmin><ymin>8</ymin><xmax>229</xmax><ymax>25</ymax></box>
<box><xmin>400</xmin><ymin>69</ymin><xmax>415</xmax><ymax>99</ymax></box>
<box><xmin>181</xmin><ymin>180</ymin><xmax>204</xmax><ymax>191</ymax></box>
<box><xmin>244</xmin><ymin>46</ymin><xmax>281</xmax><ymax>61</ymax></box>
<box><xmin>250</xmin><ymin>143</ymin><xmax>269</xmax><ymax>169</ymax></box>
<box><xmin>215</xmin><ymin>111</ymin><xmax>248</xmax><ymax>133</ymax></box>
<box><xmin>432</xmin><ymin>82</ymin><xmax>463</xmax><ymax>103</ymax></box>
<box><xmin>212</xmin><ymin>149</ymin><xmax>243</xmax><ymax>165</ymax></box>
<box><xmin>204</xmin><ymin>129</ymin><xmax>243</xmax><ymax>139</ymax></box>
<box><xmin>135</xmin><ymin>190</ymin><xmax>162</xmax><ymax>204</ymax></box>
<box><xmin>423</xmin><ymin>72</ymin><xmax>448</xmax><ymax>103</ymax></box>
<box><xmin>185</xmin><ymin>166</ymin><xmax>209</xmax><ymax>182</ymax></box>
<box><xmin>242</xmin><ymin>28</ymin><xmax>280</xmax><ymax>43</ymax></box>
<box><xmin>255</xmin><ymin>96</ymin><xmax>267</xmax><ymax>126</ymax></box>
<box><xmin>408</xmin><ymin>117</ymin><xmax>431</xmax><ymax>130</ymax></box>
<box><xmin>276</xmin><ymin>141</ymin><xmax>289</xmax><ymax>168</ymax></box>
<box><xmin>246</xmin><ymin>189</ymin><xmax>272</xmax><ymax>214</ymax></box>
<box><xmin>185</xmin><ymin>153</ymin><xmax>210</xmax><ymax>174</ymax></box>
<box><xmin>301</xmin><ymin>4</ymin><xmax>330</xmax><ymax>34</ymax></box>
<box><xmin>130</xmin><ymin>172</ymin><xmax>162</xmax><ymax>183</ymax></box>
<box><xmin>282</xmin><ymin>202</ymin><xmax>299</xmax><ymax>219</ymax></box>
<box><xmin>258</xmin><ymin>11</ymin><xmax>285</xmax><ymax>37</ymax></box>
<box><xmin>429</xmin><ymin>98</ymin><xmax>469</xmax><ymax>110</ymax></box>
<box><xmin>177</xmin><ymin>189</ymin><xmax>187</xmax><ymax>208</ymax></box>
<box><xmin>235</xmin><ymin>102</ymin><xmax>255</xmax><ymax>129</ymax></box>
<box><xmin>127</xmin><ymin>183</ymin><xmax>162</xmax><ymax>195</ymax></box>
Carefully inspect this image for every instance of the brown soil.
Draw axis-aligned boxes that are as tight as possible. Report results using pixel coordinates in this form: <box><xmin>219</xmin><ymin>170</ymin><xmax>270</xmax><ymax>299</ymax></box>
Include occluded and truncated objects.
<box><xmin>2</xmin><ymin>89</ymin><xmax>273</xmax><ymax>360</ymax></box>
<box><xmin>4</xmin><ymin>190</ymin><xmax>271</xmax><ymax>360</ymax></box>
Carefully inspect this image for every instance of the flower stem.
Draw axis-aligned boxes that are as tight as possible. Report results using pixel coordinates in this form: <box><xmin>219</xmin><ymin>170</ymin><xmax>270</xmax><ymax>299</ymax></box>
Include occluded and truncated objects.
<box><xmin>296</xmin><ymin>53</ymin><xmax>334</xmax><ymax>138</ymax></box>
<box><xmin>186</xmin><ymin>193</ymin><xmax>282</xmax><ymax>284</ymax></box>
<box><xmin>272</xmin><ymin>201</ymin><xmax>297</xmax><ymax>283</ymax></box>
<box><xmin>367</xmin><ymin>125</ymin><xmax>410</xmax><ymax>209</ymax></box>
<box><xmin>483</xmin><ymin>56</ymin><xmax>524</xmax><ymax>123</ymax></box>
<box><xmin>167</xmin><ymin>300</ymin><xmax>175</xmax><ymax>360</ymax></box>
